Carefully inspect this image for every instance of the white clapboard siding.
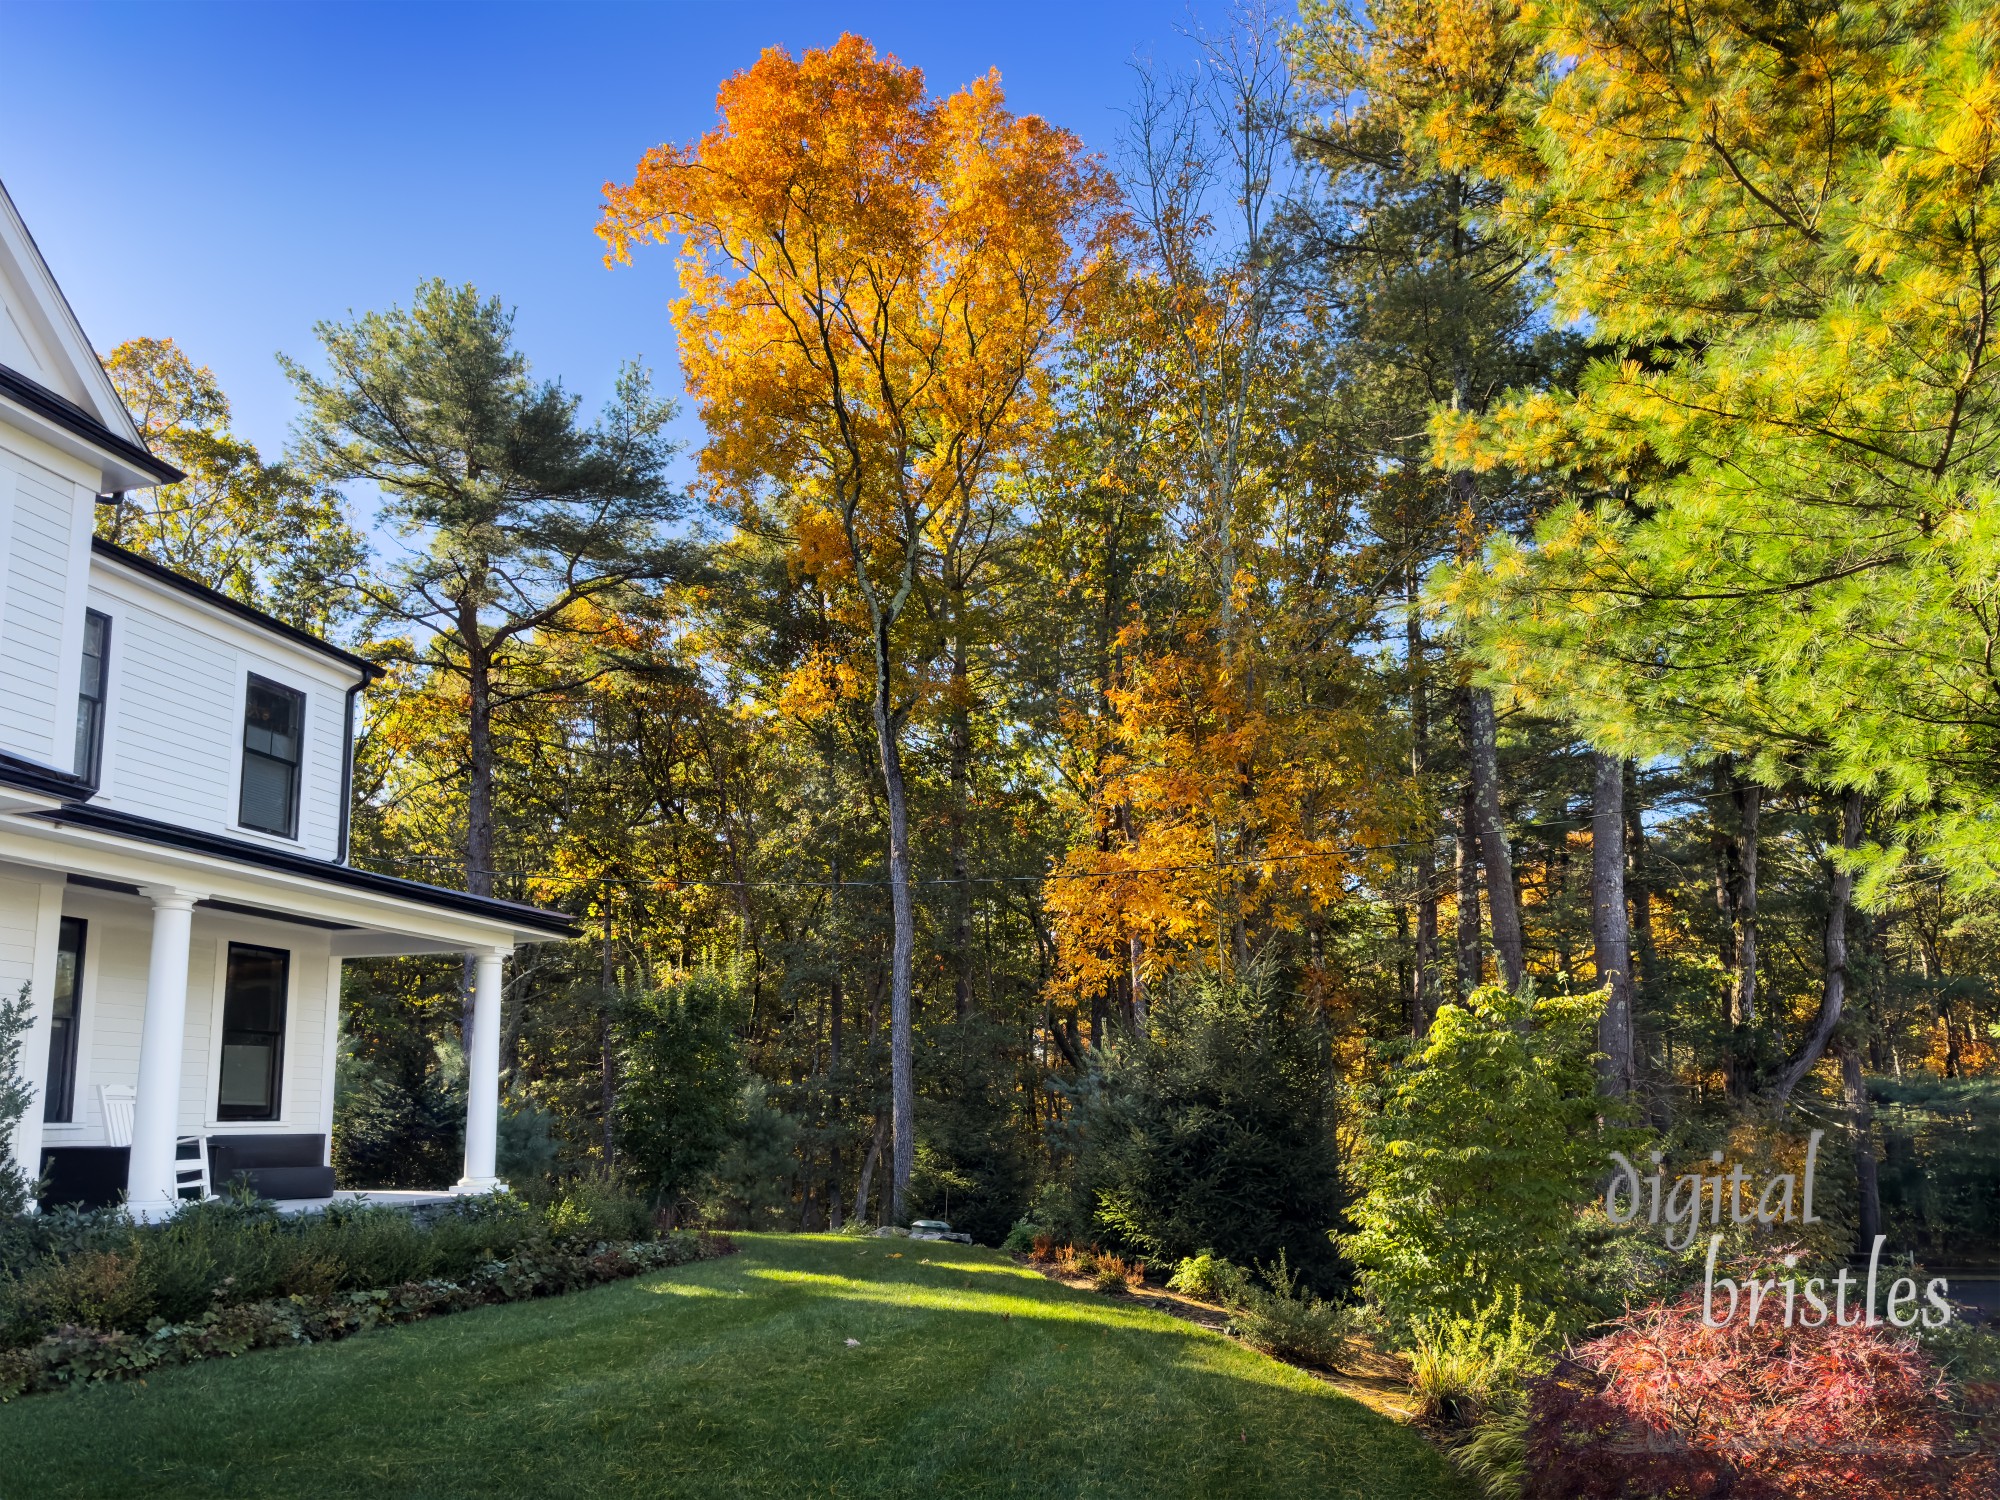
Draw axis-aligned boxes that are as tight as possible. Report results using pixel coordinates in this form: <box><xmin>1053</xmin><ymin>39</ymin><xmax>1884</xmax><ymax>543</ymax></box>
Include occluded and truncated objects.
<box><xmin>86</xmin><ymin>560</ymin><xmax>358</xmax><ymax>863</ymax></box>
<box><xmin>0</xmin><ymin>446</ymin><xmax>87</xmax><ymax>764</ymax></box>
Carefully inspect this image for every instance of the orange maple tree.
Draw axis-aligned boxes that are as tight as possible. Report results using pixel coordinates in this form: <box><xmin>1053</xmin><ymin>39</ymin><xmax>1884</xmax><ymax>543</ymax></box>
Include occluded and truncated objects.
<box><xmin>598</xmin><ymin>33</ymin><xmax>1118</xmax><ymax>1220</ymax></box>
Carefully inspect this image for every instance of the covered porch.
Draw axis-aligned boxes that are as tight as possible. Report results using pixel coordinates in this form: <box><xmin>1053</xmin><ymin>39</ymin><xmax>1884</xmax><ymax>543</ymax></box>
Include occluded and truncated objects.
<box><xmin>0</xmin><ymin>804</ymin><xmax>571</xmax><ymax>1219</ymax></box>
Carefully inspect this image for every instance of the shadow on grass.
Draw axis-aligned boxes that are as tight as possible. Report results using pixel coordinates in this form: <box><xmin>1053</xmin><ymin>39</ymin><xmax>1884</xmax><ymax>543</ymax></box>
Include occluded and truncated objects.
<box><xmin>0</xmin><ymin>1233</ymin><xmax>1471</xmax><ymax>1500</ymax></box>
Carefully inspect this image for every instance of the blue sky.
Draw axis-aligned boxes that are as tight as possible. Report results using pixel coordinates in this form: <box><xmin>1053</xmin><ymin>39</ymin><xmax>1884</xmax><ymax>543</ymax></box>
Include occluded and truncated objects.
<box><xmin>3</xmin><ymin>1</ymin><xmax>1210</xmax><ymax>475</ymax></box>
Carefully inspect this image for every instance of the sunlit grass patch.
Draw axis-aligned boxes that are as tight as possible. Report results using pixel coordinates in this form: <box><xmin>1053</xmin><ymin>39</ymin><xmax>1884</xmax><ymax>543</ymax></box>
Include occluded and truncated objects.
<box><xmin>0</xmin><ymin>1233</ymin><xmax>1469</xmax><ymax>1499</ymax></box>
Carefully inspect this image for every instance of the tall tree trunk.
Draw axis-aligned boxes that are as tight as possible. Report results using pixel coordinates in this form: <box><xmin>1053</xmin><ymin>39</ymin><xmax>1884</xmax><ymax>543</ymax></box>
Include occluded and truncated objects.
<box><xmin>948</xmin><ymin>598</ymin><xmax>973</xmax><ymax>1020</ymax></box>
<box><xmin>1623</xmin><ymin>761</ymin><xmax>1658</xmax><ymax>991</ymax></box>
<box><xmin>1731</xmin><ymin>776</ymin><xmax>1761</xmax><ymax>1028</ymax></box>
<box><xmin>1591</xmin><ymin>753</ymin><xmax>1636</xmax><ymax>1098</ymax></box>
<box><xmin>872</xmin><ymin>683</ymin><xmax>916</xmax><ymax>1225</ymax></box>
<box><xmin>1840</xmin><ymin>1042</ymin><xmax>1883</xmax><ymax>1249</ymax></box>
<box><xmin>464</xmin><ymin>638</ymin><xmax>496</xmax><ymax>899</ymax></box>
<box><xmin>1408</xmin><ymin>573</ymin><xmax>1437</xmax><ymax>1035</ymax></box>
<box><xmin>1464</xmin><ymin>686</ymin><xmax>1525</xmax><ymax>989</ymax></box>
<box><xmin>853</xmin><ymin>1116</ymin><xmax>887</xmax><ymax>1228</ymax></box>
<box><xmin>1455</xmin><ymin>777</ymin><xmax>1483</xmax><ymax>995</ymax></box>
<box><xmin>599</xmin><ymin>915</ymin><xmax>617</xmax><ymax>1163</ymax></box>
<box><xmin>1772</xmin><ymin>791</ymin><xmax>1864</xmax><ymax>1103</ymax></box>
<box><xmin>828</xmin><ymin>861</ymin><xmax>844</xmax><ymax>1230</ymax></box>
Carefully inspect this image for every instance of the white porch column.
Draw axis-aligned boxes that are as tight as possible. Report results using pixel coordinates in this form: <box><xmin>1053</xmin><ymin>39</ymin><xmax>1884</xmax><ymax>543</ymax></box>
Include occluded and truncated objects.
<box><xmin>455</xmin><ymin>946</ymin><xmax>509</xmax><ymax>1194</ymax></box>
<box><xmin>128</xmin><ymin>886</ymin><xmax>202</xmax><ymax>1221</ymax></box>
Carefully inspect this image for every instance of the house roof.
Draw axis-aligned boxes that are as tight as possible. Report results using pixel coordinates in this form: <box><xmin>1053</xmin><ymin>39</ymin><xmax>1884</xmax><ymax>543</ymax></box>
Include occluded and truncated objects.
<box><xmin>91</xmin><ymin>538</ymin><xmax>382</xmax><ymax>682</ymax></box>
<box><xmin>0</xmin><ymin>179</ymin><xmax>152</xmax><ymax>440</ymax></box>
<box><xmin>0</xmin><ymin>747</ymin><xmax>97</xmax><ymax>803</ymax></box>
<box><xmin>0</xmin><ymin>363</ymin><xmax>182</xmax><ymax>486</ymax></box>
<box><xmin>36</xmin><ymin>802</ymin><xmax>578</xmax><ymax>937</ymax></box>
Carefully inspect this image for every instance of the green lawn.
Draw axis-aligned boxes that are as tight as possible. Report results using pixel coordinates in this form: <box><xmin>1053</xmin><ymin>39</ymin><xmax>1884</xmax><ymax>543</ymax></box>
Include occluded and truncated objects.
<box><xmin>0</xmin><ymin>1233</ymin><xmax>1467</xmax><ymax>1499</ymax></box>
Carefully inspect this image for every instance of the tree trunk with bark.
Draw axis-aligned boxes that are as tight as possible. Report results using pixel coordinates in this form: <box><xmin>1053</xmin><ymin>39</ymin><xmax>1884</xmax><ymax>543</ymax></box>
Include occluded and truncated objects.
<box><xmin>1464</xmin><ymin>686</ymin><xmax>1525</xmax><ymax>989</ymax></box>
<box><xmin>1772</xmin><ymin>791</ymin><xmax>1865</xmax><ymax>1103</ymax></box>
<box><xmin>948</xmin><ymin>596</ymin><xmax>974</xmax><ymax>1021</ymax></box>
<box><xmin>1591</xmin><ymin>752</ymin><xmax>1636</xmax><ymax>1098</ymax></box>
<box><xmin>1455</xmin><ymin>778</ymin><xmax>1483</xmax><ymax>995</ymax></box>
<box><xmin>1841</xmin><ymin>1042</ymin><xmax>1883</xmax><ymax>1249</ymax></box>
<box><xmin>873</xmin><ymin>680</ymin><xmax>916</xmax><ymax>1225</ymax></box>
<box><xmin>1408</xmin><ymin>575</ymin><xmax>1437</xmax><ymax>1035</ymax></box>
<box><xmin>1624</xmin><ymin>761</ymin><xmax>1658</xmax><ymax>991</ymax></box>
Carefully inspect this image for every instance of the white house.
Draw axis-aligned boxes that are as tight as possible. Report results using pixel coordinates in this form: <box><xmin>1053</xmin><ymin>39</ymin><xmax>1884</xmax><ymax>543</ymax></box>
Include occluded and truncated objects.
<box><xmin>0</xmin><ymin>178</ymin><xmax>573</xmax><ymax>1218</ymax></box>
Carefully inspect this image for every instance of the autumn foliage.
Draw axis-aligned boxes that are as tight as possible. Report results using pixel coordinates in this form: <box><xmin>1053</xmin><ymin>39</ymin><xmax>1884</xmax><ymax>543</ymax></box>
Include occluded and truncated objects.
<box><xmin>1523</xmin><ymin>1290</ymin><xmax>1997</xmax><ymax>1499</ymax></box>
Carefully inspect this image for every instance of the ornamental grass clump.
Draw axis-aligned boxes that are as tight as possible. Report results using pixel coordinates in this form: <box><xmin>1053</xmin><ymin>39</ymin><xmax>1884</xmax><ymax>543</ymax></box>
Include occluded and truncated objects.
<box><xmin>1522</xmin><ymin>1290</ymin><xmax>1995</xmax><ymax>1500</ymax></box>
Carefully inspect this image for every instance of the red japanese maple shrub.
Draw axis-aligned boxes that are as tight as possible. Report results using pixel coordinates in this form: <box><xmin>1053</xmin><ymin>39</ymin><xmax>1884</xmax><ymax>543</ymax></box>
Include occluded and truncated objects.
<box><xmin>1522</xmin><ymin>1289</ymin><xmax>1996</xmax><ymax>1499</ymax></box>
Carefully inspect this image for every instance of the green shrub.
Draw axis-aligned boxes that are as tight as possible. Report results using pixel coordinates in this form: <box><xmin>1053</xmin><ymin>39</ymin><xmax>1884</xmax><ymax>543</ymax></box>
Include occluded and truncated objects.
<box><xmin>541</xmin><ymin>1171</ymin><xmax>654</xmax><ymax>1245</ymax></box>
<box><xmin>1342</xmin><ymin>986</ymin><xmax>1632</xmax><ymax>1334</ymax></box>
<box><xmin>701</xmin><ymin>1080</ymin><xmax>799</xmax><ymax>1230</ymax></box>
<box><xmin>999</xmin><ymin>1219</ymin><xmax>1043</xmax><ymax>1253</ymax></box>
<box><xmin>1056</xmin><ymin>964</ymin><xmax>1348</xmax><ymax>1294</ymax></box>
<box><xmin>615</xmin><ymin>970</ymin><xmax>743</xmax><ymax>1215</ymax></box>
<box><xmin>0</xmin><ymin>1232</ymin><xmax>736</xmax><ymax>1402</ymax></box>
<box><xmin>1228</xmin><ymin>1253</ymin><xmax>1365</xmax><ymax>1370</ymax></box>
<box><xmin>0</xmin><ymin>986</ymin><xmax>35</xmax><ymax>1219</ymax></box>
<box><xmin>312</xmin><ymin>1205</ymin><xmax>438</xmax><ymax>1290</ymax></box>
<box><xmin>4</xmin><ymin>1249</ymin><xmax>153</xmax><ymax>1338</ymax></box>
<box><xmin>1165</xmin><ymin>1249</ymin><xmax>1249</xmax><ymax>1305</ymax></box>
<box><xmin>1404</xmin><ymin>1293</ymin><xmax>1554</xmax><ymax>1430</ymax></box>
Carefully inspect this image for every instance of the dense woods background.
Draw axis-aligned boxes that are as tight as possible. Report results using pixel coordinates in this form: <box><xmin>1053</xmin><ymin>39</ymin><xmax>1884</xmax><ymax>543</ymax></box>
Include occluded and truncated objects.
<box><xmin>98</xmin><ymin>3</ymin><xmax>2000</xmax><ymax>1288</ymax></box>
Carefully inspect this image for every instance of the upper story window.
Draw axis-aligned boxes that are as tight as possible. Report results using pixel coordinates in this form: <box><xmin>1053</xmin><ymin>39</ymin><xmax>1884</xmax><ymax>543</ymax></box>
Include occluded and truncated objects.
<box><xmin>73</xmin><ymin>610</ymin><xmax>110</xmax><ymax>785</ymax></box>
<box><xmin>239</xmin><ymin>676</ymin><xmax>304</xmax><ymax>838</ymax></box>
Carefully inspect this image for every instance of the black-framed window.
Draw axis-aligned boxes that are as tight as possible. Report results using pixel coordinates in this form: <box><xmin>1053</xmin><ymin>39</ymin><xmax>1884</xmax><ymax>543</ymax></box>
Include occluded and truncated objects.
<box><xmin>217</xmin><ymin>943</ymin><xmax>289</xmax><ymax>1121</ymax></box>
<box><xmin>42</xmin><ymin>917</ymin><xmax>85</xmax><ymax>1123</ymax></box>
<box><xmin>239</xmin><ymin>676</ymin><xmax>304</xmax><ymax>837</ymax></box>
<box><xmin>74</xmin><ymin>610</ymin><xmax>110</xmax><ymax>785</ymax></box>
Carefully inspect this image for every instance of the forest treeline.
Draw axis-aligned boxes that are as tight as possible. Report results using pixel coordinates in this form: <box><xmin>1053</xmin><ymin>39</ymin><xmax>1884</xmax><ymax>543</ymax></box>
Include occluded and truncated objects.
<box><xmin>99</xmin><ymin>2</ymin><xmax>2000</xmax><ymax>1273</ymax></box>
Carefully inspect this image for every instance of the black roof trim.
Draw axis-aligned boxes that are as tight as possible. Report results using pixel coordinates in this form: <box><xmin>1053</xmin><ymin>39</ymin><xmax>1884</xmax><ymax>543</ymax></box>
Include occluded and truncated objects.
<box><xmin>36</xmin><ymin>803</ymin><xmax>577</xmax><ymax>937</ymax></box>
<box><xmin>91</xmin><ymin>538</ymin><xmax>382</xmax><ymax>682</ymax></box>
<box><xmin>0</xmin><ymin>362</ymin><xmax>182</xmax><ymax>484</ymax></box>
<box><xmin>0</xmin><ymin>747</ymin><xmax>97</xmax><ymax>803</ymax></box>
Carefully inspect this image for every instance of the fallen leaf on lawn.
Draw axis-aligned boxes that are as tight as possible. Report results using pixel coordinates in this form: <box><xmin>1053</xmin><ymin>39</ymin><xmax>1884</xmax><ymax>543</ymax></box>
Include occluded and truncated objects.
<box><xmin>888</xmin><ymin>1253</ymin><xmax>903</xmax><ymax>1259</ymax></box>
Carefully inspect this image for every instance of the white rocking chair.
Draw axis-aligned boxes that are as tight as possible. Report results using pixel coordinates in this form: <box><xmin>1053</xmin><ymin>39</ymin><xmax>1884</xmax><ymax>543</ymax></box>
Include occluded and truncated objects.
<box><xmin>99</xmin><ymin>1083</ymin><xmax>136</xmax><ymax>1147</ymax></box>
<box><xmin>174</xmin><ymin>1136</ymin><xmax>211</xmax><ymax>1202</ymax></box>
<box><xmin>98</xmin><ymin>1085</ymin><xmax>211</xmax><ymax>1202</ymax></box>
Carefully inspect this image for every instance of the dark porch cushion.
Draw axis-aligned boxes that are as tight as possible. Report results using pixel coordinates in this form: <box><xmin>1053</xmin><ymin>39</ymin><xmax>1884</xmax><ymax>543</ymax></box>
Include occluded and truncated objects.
<box><xmin>207</xmin><ymin>1134</ymin><xmax>335</xmax><ymax>1200</ymax></box>
<box><xmin>38</xmin><ymin>1146</ymin><xmax>130</xmax><ymax>1211</ymax></box>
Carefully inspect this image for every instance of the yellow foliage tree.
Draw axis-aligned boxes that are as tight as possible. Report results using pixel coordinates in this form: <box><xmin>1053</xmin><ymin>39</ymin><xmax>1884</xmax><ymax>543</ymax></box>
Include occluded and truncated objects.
<box><xmin>599</xmin><ymin>33</ymin><xmax>1119</xmax><ymax>1219</ymax></box>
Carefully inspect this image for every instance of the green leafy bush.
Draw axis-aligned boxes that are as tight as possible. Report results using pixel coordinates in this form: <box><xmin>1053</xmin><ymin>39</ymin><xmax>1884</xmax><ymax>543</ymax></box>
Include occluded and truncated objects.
<box><xmin>999</xmin><ymin>1219</ymin><xmax>1043</xmax><ymax>1254</ymax></box>
<box><xmin>1055</xmin><ymin>964</ymin><xmax>1347</xmax><ymax>1293</ymax></box>
<box><xmin>0</xmin><ymin>1232</ymin><xmax>735</xmax><ymax>1402</ymax></box>
<box><xmin>1228</xmin><ymin>1253</ymin><xmax>1365</xmax><ymax>1370</ymax></box>
<box><xmin>539</xmin><ymin>1170</ymin><xmax>654</xmax><ymax>1245</ymax></box>
<box><xmin>615</xmin><ymin>970</ymin><xmax>743</xmax><ymax>1216</ymax></box>
<box><xmin>1343</xmin><ymin>986</ymin><xmax>1628</xmax><ymax>1334</ymax></box>
<box><xmin>0</xmin><ymin>985</ymin><xmax>36</xmax><ymax>1219</ymax></box>
<box><xmin>2</xmin><ymin>1249</ymin><xmax>151</xmax><ymax>1341</ymax></box>
<box><xmin>1165</xmin><ymin>1249</ymin><xmax>1249</xmax><ymax>1305</ymax></box>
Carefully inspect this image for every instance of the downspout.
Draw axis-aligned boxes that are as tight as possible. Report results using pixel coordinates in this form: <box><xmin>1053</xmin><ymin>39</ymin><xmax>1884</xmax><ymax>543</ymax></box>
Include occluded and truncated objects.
<box><xmin>336</xmin><ymin>673</ymin><xmax>365</xmax><ymax>864</ymax></box>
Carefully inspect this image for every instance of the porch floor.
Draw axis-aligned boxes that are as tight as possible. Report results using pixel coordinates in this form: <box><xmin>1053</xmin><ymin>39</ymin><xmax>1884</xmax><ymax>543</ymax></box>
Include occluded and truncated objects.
<box><xmin>269</xmin><ymin>1188</ymin><xmax>465</xmax><ymax>1216</ymax></box>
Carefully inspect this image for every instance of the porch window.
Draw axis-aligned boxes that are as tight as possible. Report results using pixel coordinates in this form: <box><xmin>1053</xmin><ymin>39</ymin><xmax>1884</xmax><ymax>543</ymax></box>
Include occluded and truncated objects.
<box><xmin>42</xmin><ymin>917</ymin><xmax>85</xmax><ymax>1122</ymax></box>
<box><xmin>239</xmin><ymin>676</ymin><xmax>304</xmax><ymax>837</ymax></box>
<box><xmin>216</xmin><ymin>943</ymin><xmax>288</xmax><ymax>1121</ymax></box>
<box><xmin>74</xmin><ymin>610</ymin><xmax>110</xmax><ymax>785</ymax></box>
